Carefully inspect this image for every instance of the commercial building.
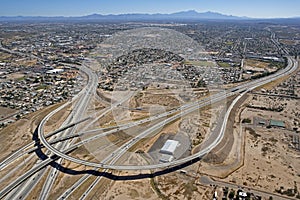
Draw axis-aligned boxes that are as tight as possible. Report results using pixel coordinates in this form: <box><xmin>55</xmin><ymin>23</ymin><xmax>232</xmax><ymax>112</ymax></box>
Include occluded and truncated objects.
<box><xmin>159</xmin><ymin>139</ymin><xmax>179</xmax><ymax>155</ymax></box>
<box><xmin>46</xmin><ymin>68</ymin><xmax>64</xmax><ymax>74</ymax></box>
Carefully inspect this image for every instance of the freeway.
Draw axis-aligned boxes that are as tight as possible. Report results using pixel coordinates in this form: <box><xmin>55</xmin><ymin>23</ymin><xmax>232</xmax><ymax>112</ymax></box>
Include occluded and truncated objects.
<box><xmin>57</xmin><ymin>56</ymin><xmax>298</xmax><ymax>200</ymax></box>
<box><xmin>0</xmin><ymin>39</ymin><xmax>99</xmax><ymax>199</ymax></box>
<box><xmin>37</xmin><ymin>65</ymin><xmax>98</xmax><ymax>200</ymax></box>
<box><xmin>7</xmin><ymin>67</ymin><xmax>96</xmax><ymax>199</ymax></box>
<box><xmin>0</xmin><ymin>146</ymin><xmax>77</xmax><ymax>198</ymax></box>
<box><xmin>38</xmin><ymin>56</ymin><xmax>298</xmax><ymax>170</ymax></box>
<box><xmin>0</xmin><ymin>64</ymin><xmax>98</xmax><ymax>199</ymax></box>
<box><xmin>0</xmin><ymin>118</ymin><xmax>90</xmax><ymax>171</ymax></box>
<box><xmin>0</xmin><ymin>39</ymin><xmax>109</xmax><ymax>198</ymax></box>
<box><xmin>0</xmin><ymin>64</ymin><xmax>92</xmax><ymax>171</ymax></box>
<box><xmin>0</xmin><ymin>31</ymin><xmax>297</xmax><ymax>199</ymax></box>
<box><xmin>1</xmin><ymin>55</ymin><xmax>296</xmax><ymax>199</ymax></box>
<box><xmin>57</xmin><ymin>167</ymin><xmax>98</xmax><ymax>200</ymax></box>
<box><xmin>37</xmin><ymin>117</ymin><xmax>92</xmax><ymax>200</ymax></box>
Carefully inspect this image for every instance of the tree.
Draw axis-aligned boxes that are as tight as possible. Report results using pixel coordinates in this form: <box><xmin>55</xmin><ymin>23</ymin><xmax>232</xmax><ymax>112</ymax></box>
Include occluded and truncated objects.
<box><xmin>16</xmin><ymin>114</ymin><xmax>21</xmax><ymax>120</ymax></box>
<box><xmin>197</xmin><ymin>79</ymin><xmax>206</xmax><ymax>87</ymax></box>
<box><xmin>242</xmin><ymin>118</ymin><xmax>251</xmax><ymax>123</ymax></box>
<box><xmin>229</xmin><ymin>190</ymin><xmax>235</xmax><ymax>199</ymax></box>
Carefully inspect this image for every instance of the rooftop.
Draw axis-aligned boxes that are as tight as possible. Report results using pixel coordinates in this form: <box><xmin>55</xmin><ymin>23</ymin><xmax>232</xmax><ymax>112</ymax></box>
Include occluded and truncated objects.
<box><xmin>160</xmin><ymin>139</ymin><xmax>179</xmax><ymax>155</ymax></box>
<box><xmin>270</xmin><ymin>119</ymin><xmax>285</xmax><ymax>127</ymax></box>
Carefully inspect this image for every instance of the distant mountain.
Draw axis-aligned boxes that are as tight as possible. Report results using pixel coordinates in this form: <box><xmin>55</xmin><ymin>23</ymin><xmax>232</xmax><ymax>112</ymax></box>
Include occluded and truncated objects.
<box><xmin>0</xmin><ymin>10</ymin><xmax>250</xmax><ymax>22</ymax></box>
<box><xmin>166</xmin><ymin>10</ymin><xmax>248</xmax><ymax>19</ymax></box>
<box><xmin>81</xmin><ymin>10</ymin><xmax>248</xmax><ymax>20</ymax></box>
<box><xmin>1</xmin><ymin>10</ymin><xmax>299</xmax><ymax>22</ymax></box>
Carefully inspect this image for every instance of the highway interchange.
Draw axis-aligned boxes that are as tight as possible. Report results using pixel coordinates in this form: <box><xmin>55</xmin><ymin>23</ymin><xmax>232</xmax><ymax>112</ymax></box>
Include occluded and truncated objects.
<box><xmin>37</xmin><ymin>55</ymin><xmax>299</xmax><ymax>171</ymax></box>
<box><xmin>0</xmin><ymin>35</ymin><xmax>298</xmax><ymax>199</ymax></box>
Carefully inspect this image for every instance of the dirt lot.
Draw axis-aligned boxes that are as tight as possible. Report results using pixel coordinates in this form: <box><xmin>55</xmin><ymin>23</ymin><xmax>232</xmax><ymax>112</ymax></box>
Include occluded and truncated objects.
<box><xmin>244</xmin><ymin>59</ymin><xmax>279</xmax><ymax>73</ymax></box>
<box><xmin>156</xmin><ymin>168</ymin><xmax>214</xmax><ymax>200</ymax></box>
<box><xmin>95</xmin><ymin>165</ymin><xmax>214</xmax><ymax>200</ymax></box>
<box><xmin>224</xmin><ymin>95</ymin><xmax>300</xmax><ymax>195</ymax></box>
<box><xmin>223</xmin><ymin>126</ymin><xmax>300</xmax><ymax>195</ymax></box>
<box><xmin>0</xmin><ymin>52</ymin><xmax>13</xmax><ymax>61</ymax></box>
<box><xmin>245</xmin><ymin>95</ymin><xmax>299</xmax><ymax>130</ymax></box>
<box><xmin>201</xmin><ymin>78</ymin><xmax>300</xmax><ymax>198</ymax></box>
<box><xmin>0</xmin><ymin>102</ymin><xmax>73</xmax><ymax>194</ymax></box>
<box><xmin>0</xmin><ymin>102</ymin><xmax>67</xmax><ymax>161</ymax></box>
<box><xmin>92</xmin><ymin>174</ymin><xmax>157</xmax><ymax>200</ymax></box>
<box><xmin>199</xmin><ymin>95</ymin><xmax>249</xmax><ymax>178</ymax></box>
<box><xmin>0</xmin><ymin>106</ymin><xmax>18</xmax><ymax>119</ymax></box>
<box><xmin>130</xmin><ymin>91</ymin><xmax>181</xmax><ymax>109</ymax></box>
<box><xmin>5</xmin><ymin>72</ymin><xmax>25</xmax><ymax>80</ymax></box>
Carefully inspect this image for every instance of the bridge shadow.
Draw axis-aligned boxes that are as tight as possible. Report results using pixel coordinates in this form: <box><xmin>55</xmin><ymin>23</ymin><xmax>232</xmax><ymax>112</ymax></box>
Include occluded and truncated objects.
<box><xmin>32</xmin><ymin>127</ymin><xmax>49</xmax><ymax>161</ymax></box>
<box><xmin>51</xmin><ymin>156</ymin><xmax>202</xmax><ymax>180</ymax></box>
<box><xmin>33</xmin><ymin>126</ymin><xmax>203</xmax><ymax>180</ymax></box>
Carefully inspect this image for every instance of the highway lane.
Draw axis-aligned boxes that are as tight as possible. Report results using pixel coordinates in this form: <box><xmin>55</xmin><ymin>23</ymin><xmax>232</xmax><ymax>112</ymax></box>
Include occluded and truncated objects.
<box><xmin>0</xmin><ymin>154</ymin><xmax>37</xmax><ymax>184</ymax></box>
<box><xmin>14</xmin><ymin>109</ymin><xmax>83</xmax><ymax>199</ymax></box>
<box><xmin>56</xmin><ymin>140</ymin><xmax>126</xmax><ymax>200</ymax></box>
<box><xmin>0</xmin><ymin>34</ymin><xmax>296</xmax><ymax>197</ymax></box>
<box><xmin>57</xmin><ymin>168</ymin><xmax>98</xmax><ymax>200</ymax></box>
<box><xmin>2</xmin><ymin>115</ymin><xmax>90</xmax><ymax>199</ymax></box>
<box><xmin>4</xmin><ymin>162</ymin><xmax>49</xmax><ymax>200</ymax></box>
<box><xmin>0</xmin><ymin>41</ymin><xmax>99</xmax><ymax>199</ymax></box>
<box><xmin>1</xmin><ymin>109</ymin><xmax>75</xmax><ymax>199</ymax></box>
<box><xmin>37</xmin><ymin>56</ymin><xmax>298</xmax><ymax>170</ymax></box>
<box><xmin>38</xmin><ymin>112</ymin><xmax>92</xmax><ymax>200</ymax></box>
<box><xmin>69</xmin><ymin>139</ymin><xmax>141</xmax><ymax>200</ymax></box>
<box><xmin>38</xmin><ymin>65</ymin><xmax>98</xmax><ymax>200</ymax></box>
<box><xmin>79</xmin><ymin>89</ymin><xmax>137</xmax><ymax>136</ymax></box>
<box><xmin>0</xmin><ymin>118</ymin><xmax>90</xmax><ymax>172</ymax></box>
<box><xmin>55</xmin><ymin>92</ymin><xmax>143</xmax><ymax>199</ymax></box>
<box><xmin>0</xmin><ymin>118</ymin><xmax>90</xmax><ymax>171</ymax></box>
<box><xmin>0</xmin><ymin>87</ymin><xmax>88</xmax><ymax>170</ymax></box>
<box><xmin>11</xmin><ymin>86</ymin><xmax>92</xmax><ymax>199</ymax></box>
<box><xmin>0</xmin><ymin>53</ymin><xmax>96</xmax><ymax>199</ymax></box>
<box><xmin>0</xmin><ymin>142</ymin><xmax>35</xmax><ymax>171</ymax></box>
<box><xmin>0</xmin><ymin>63</ymin><xmax>98</xmax><ymax>200</ymax></box>
<box><xmin>1</xmin><ymin>59</ymin><xmax>298</xmax><ymax>198</ymax></box>
<box><xmin>0</xmin><ymin>145</ymin><xmax>77</xmax><ymax>199</ymax></box>
<box><xmin>2</xmin><ymin>54</ymin><xmax>288</xmax><ymax>198</ymax></box>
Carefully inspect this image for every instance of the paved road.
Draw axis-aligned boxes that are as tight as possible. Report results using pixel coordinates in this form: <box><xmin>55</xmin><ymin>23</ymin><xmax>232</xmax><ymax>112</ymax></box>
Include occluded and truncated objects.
<box><xmin>200</xmin><ymin>175</ymin><xmax>296</xmax><ymax>200</ymax></box>
<box><xmin>0</xmin><ymin>34</ymin><xmax>298</xmax><ymax>199</ymax></box>
<box><xmin>61</xmin><ymin>55</ymin><xmax>298</xmax><ymax>199</ymax></box>
<box><xmin>0</xmin><ymin>40</ymin><xmax>99</xmax><ymax>199</ymax></box>
<box><xmin>37</xmin><ymin>64</ymin><xmax>98</xmax><ymax>200</ymax></box>
<box><xmin>0</xmin><ymin>55</ymin><xmax>297</xmax><ymax>198</ymax></box>
<box><xmin>37</xmin><ymin>56</ymin><xmax>298</xmax><ymax>171</ymax></box>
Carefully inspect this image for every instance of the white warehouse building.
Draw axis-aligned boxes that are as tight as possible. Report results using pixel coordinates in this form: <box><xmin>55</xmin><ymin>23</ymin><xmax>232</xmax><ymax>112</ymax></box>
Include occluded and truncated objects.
<box><xmin>159</xmin><ymin>139</ymin><xmax>179</xmax><ymax>155</ymax></box>
<box><xmin>46</xmin><ymin>68</ymin><xmax>64</xmax><ymax>74</ymax></box>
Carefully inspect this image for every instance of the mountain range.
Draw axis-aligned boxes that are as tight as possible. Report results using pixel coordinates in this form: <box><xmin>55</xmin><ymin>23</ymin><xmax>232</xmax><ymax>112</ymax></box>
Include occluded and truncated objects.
<box><xmin>82</xmin><ymin>10</ymin><xmax>249</xmax><ymax>20</ymax></box>
<box><xmin>0</xmin><ymin>10</ymin><xmax>298</xmax><ymax>22</ymax></box>
<box><xmin>0</xmin><ymin>10</ymin><xmax>248</xmax><ymax>21</ymax></box>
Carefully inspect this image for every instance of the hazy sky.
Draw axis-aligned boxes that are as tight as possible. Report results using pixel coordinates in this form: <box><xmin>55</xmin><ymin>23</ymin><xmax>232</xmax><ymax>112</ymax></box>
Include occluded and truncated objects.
<box><xmin>0</xmin><ymin>0</ymin><xmax>299</xmax><ymax>18</ymax></box>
